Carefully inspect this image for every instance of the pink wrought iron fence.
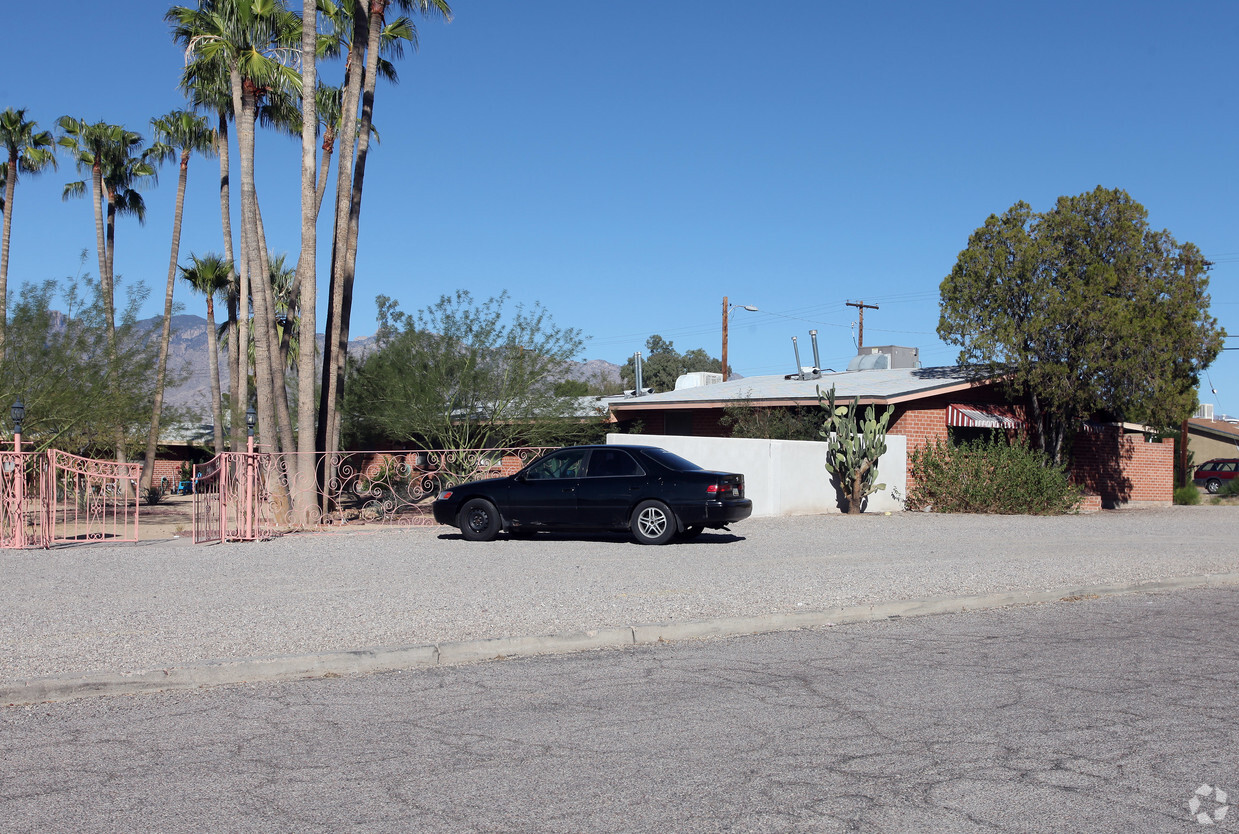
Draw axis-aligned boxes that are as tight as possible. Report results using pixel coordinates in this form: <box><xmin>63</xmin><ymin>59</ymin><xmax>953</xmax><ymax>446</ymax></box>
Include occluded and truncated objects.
<box><xmin>0</xmin><ymin>450</ymin><xmax>39</xmax><ymax>548</ymax></box>
<box><xmin>193</xmin><ymin>446</ymin><xmax>554</xmax><ymax>541</ymax></box>
<box><xmin>0</xmin><ymin>450</ymin><xmax>141</xmax><ymax>548</ymax></box>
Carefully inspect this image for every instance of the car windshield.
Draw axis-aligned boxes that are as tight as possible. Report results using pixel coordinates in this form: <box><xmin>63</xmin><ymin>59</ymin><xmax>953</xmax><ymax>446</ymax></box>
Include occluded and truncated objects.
<box><xmin>641</xmin><ymin>448</ymin><xmax>703</xmax><ymax>472</ymax></box>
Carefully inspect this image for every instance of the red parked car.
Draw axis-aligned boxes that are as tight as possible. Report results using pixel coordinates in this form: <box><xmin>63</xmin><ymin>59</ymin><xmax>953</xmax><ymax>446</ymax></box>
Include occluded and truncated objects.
<box><xmin>1193</xmin><ymin>459</ymin><xmax>1239</xmax><ymax>494</ymax></box>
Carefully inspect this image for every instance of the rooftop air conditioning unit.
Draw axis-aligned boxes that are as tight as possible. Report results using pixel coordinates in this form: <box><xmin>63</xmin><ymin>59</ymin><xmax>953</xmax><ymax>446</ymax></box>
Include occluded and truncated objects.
<box><xmin>674</xmin><ymin>372</ymin><xmax>724</xmax><ymax>390</ymax></box>
<box><xmin>1195</xmin><ymin>403</ymin><xmax>1215</xmax><ymax>420</ymax></box>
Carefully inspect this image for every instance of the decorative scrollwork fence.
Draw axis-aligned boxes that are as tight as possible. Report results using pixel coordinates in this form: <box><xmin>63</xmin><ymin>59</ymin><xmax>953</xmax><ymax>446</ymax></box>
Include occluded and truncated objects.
<box><xmin>193</xmin><ymin>446</ymin><xmax>554</xmax><ymax>543</ymax></box>
<box><xmin>0</xmin><ymin>450</ymin><xmax>141</xmax><ymax>548</ymax></box>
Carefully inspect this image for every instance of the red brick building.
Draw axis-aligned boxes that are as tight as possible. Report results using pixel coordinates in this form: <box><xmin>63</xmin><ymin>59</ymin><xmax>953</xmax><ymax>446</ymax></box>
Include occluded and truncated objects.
<box><xmin>608</xmin><ymin>359</ymin><xmax>1171</xmax><ymax>510</ymax></box>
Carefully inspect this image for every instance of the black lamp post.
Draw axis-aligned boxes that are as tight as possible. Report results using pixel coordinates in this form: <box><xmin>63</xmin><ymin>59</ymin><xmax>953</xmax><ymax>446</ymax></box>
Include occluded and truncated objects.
<box><xmin>11</xmin><ymin>398</ymin><xmax>24</xmax><ymax>451</ymax></box>
<box><xmin>11</xmin><ymin>399</ymin><xmax>24</xmax><ymax>434</ymax></box>
<box><xmin>246</xmin><ymin>406</ymin><xmax>257</xmax><ymax>437</ymax></box>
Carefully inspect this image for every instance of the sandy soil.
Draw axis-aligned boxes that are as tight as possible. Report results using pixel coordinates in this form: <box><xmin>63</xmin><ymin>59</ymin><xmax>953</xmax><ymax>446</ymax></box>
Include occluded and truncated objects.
<box><xmin>137</xmin><ymin>494</ymin><xmax>196</xmax><ymax>540</ymax></box>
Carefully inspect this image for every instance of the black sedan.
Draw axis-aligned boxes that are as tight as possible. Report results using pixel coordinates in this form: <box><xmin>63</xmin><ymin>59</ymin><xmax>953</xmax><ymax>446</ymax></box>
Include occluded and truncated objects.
<box><xmin>432</xmin><ymin>444</ymin><xmax>753</xmax><ymax>544</ymax></box>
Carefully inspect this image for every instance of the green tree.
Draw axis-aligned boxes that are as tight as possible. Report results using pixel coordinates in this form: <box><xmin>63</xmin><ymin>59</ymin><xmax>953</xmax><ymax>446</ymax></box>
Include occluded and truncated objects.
<box><xmin>140</xmin><ymin>110</ymin><xmax>217</xmax><ymax>491</ymax></box>
<box><xmin>938</xmin><ymin>186</ymin><xmax>1224</xmax><ymax>464</ymax></box>
<box><xmin>0</xmin><ymin>269</ymin><xmax>166</xmax><ymax>457</ymax></box>
<box><xmin>620</xmin><ymin>335</ymin><xmax>723</xmax><ymax>393</ymax></box>
<box><xmin>0</xmin><ymin>108</ymin><xmax>57</xmax><ymax>364</ymax></box>
<box><xmin>180</xmin><ymin>253</ymin><xmax>233</xmax><ymax>455</ymax></box>
<box><xmin>343</xmin><ymin>291</ymin><xmax>595</xmax><ymax>451</ymax></box>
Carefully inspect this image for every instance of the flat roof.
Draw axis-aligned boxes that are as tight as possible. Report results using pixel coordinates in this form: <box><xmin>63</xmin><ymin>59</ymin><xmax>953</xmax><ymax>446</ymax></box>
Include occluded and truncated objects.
<box><xmin>609</xmin><ymin>366</ymin><xmax>992</xmax><ymax>411</ymax></box>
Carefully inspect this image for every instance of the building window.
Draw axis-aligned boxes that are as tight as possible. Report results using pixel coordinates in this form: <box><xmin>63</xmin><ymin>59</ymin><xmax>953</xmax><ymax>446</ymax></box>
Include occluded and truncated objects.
<box><xmin>665</xmin><ymin>412</ymin><xmax>693</xmax><ymax>436</ymax></box>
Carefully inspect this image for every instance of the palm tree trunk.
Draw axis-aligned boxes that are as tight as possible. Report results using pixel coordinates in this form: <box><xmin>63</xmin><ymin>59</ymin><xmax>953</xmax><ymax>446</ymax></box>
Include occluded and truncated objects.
<box><xmin>314</xmin><ymin>139</ymin><xmax>333</xmax><ymax>219</ymax></box>
<box><xmin>217</xmin><ymin>113</ymin><xmax>244</xmax><ymax>453</ymax></box>
<box><xmin>233</xmin><ymin>77</ymin><xmax>277</xmax><ymax>451</ymax></box>
<box><xmin>206</xmin><ymin>295</ymin><xmax>225</xmax><ymax>456</ymax></box>
<box><xmin>0</xmin><ymin>149</ymin><xmax>18</xmax><ymax>364</ymax></box>
<box><xmin>103</xmin><ymin>190</ymin><xmax>126</xmax><ymax>469</ymax></box>
<box><xmin>317</xmin><ymin>0</ymin><xmax>367</xmax><ymax>459</ymax></box>
<box><xmin>331</xmin><ymin>0</ymin><xmax>388</xmax><ymax>456</ymax></box>
<box><xmin>141</xmin><ymin>150</ymin><xmax>191</xmax><ymax>492</ymax></box>
<box><xmin>232</xmin><ymin>69</ymin><xmax>291</xmax><ymax>521</ymax></box>
<box><xmin>295</xmin><ymin>0</ymin><xmax>320</xmax><ymax>525</ymax></box>
<box><xmin>253</xmin><ymin>198</ymin><xmax>297</xmax><ymax>459</ymax></box>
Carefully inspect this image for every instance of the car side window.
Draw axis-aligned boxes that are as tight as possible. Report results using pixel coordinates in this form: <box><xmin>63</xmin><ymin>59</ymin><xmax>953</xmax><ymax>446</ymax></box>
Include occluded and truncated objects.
<box><xmin>1200</xmin><ymin>462</ymin><xmax>1218</xmax><ymax>472</ymax></box>
<box><xmin>525</xmin><ymin>450</ymin><xmax>587</xmax><ymax>480</ymax></box>
<box><xmin>1222</xmin><ymin>462</ymin><xmax>1237</xmax><ymax>472</ymax></box>
<box><xmin>586</xmin><ymin>449</ymin><xmax>644</xmax><ymax>478</ymax></box>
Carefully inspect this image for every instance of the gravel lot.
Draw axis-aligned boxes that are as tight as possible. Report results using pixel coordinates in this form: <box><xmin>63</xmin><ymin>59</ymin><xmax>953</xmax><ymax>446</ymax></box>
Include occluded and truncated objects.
<box><xmin>3</xmin><ymin>506</ymin><xmax>1237</xmax><ymax>684</ymax></box>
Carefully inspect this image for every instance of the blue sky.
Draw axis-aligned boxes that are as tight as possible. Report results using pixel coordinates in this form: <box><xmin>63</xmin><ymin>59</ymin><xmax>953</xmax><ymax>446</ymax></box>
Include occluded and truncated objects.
<box><xmin>1</xmin><ymin>1</ymin><xmax>1237</xmax><ymax>409</ymax></box>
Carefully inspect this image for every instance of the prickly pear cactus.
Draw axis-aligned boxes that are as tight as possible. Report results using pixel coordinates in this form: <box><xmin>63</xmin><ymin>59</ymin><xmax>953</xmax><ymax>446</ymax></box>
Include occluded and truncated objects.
<box><xmin>818</xmin><ymin>385</ymin><xmax>894</xmax><ymax>514</ymax></box>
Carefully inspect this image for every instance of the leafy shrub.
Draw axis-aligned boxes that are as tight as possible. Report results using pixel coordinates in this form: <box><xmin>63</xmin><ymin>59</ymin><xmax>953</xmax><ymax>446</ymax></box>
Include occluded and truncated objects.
<box><xmin>144</xmin><ymin>486</ymin><xmax>164</xmax><ymax>506</ymax></box>
<box><xmin>721</xmin><ymin>402</ymin><xmax>822</xmax><ymax>441</ymax></box>
<box><xmin>906</xmin><ymin>437</ymin><xmax>1081</xmax><ymax>514</ymax></box>
<box><xmin>1174</xmin><ymin>485</ymin><xmax>1201</xmax><ymax>505</ymax></box>
<box><xmin>1218</xmin><ymin>478</ymin><xmax>1239</xmax><ymax>498</ymax></box>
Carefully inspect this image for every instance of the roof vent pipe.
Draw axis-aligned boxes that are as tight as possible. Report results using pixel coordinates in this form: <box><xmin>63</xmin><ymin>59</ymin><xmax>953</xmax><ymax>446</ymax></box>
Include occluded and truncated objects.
<box><xmin>634</xmin><ymin>351</ymin><xmax>644</xmax><ymax>396</ymax></box>
<box><xmin>809</xmin><ymin>329</ymin><xmax>821</xmax><ymax>373</ymax></box>
<box><xmin>791</xmin><ymin>336</ymin><xmax>805</xmax><ymax>381</ymax></box>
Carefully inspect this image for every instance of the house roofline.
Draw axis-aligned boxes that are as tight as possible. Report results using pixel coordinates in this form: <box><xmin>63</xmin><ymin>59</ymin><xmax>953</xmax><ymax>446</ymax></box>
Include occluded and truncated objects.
<box><xmin>607</xmin><ymin>377</ymin><xmax>996</xmax><ymax>412</ymax></box>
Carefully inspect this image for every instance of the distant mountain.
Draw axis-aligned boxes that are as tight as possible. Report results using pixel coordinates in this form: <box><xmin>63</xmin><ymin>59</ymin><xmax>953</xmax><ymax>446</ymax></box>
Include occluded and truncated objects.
<box><xmin>144</xmin><ymin>315</ymin><xmax>623</xmax><ymax>418</ymax></box>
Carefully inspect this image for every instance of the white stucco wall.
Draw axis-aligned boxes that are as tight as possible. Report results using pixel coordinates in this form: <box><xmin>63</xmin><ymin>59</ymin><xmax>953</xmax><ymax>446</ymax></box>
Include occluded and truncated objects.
<box><xmin>607</xmin><ymin>433</ymin><xmax>907</xmax><ymax>517</ymax></box>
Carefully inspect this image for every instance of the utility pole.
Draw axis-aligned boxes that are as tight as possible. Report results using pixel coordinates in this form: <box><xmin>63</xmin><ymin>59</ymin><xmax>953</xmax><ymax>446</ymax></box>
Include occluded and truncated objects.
<box><xmin>721</xmin><ymin>296</ymin><xmax>758</xmax><ymax>382</ymax></box>
<box><xmin>846</xmin><ymin>300</ymin><xmax>879</xmax><ymax>349</ymax></box>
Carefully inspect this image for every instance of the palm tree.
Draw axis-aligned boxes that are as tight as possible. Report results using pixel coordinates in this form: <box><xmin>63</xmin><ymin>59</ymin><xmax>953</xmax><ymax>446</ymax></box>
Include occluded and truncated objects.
<box><xmin>319</xmin><ymin>0</ymin><xmax>451</xmax><ymax>461</ymax></box>
<box><xmin>139</xmin><ymin>110</ymin><xmax>217</xmax><ymax>491</ymax></box>
<box><xmin>0</xmin><ymin>108</ymin><xmax>57</xmax><ymax>364</ymax></box>
<box><xmin>175</xmin><ymin>43</ymin><xmax>247</xmax><ymax>455</ymax></box>
<box><xmin>169</xmin><ymin>0</ymin><xmax>301</xmax><ymax>519</ymax></box>
<box><xmin>58</xmin><ymin>117</ymin><xmax>155</xmax><ymax>465</ymax></box>
<box><xmin>180</xmin><ymin>253</ymin><xmax>233</xmax><ymax>455</ymax></box>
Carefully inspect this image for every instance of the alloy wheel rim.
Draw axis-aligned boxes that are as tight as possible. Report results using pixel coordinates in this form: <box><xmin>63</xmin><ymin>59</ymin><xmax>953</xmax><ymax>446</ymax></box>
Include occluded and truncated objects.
<box><xmin>638</xmin><ymin>507</ymin><xmax>666</xmax><ymax>537</ymax></box>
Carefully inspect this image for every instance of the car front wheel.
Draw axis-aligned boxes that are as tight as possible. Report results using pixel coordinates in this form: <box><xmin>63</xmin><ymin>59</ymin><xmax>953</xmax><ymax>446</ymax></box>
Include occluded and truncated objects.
<box><xmin>632</xmin><ymin>500</ymin><xmax>676</xmax><ymax>545</ymax></box>
<box><xmin>459</xmin><ymin>498</ymin><xmax>500</xmax><ymax>541</ymax></box>
<box><xmin>1207</xmin><ymin>478</ymin><xmax>1222</xmax><ymax>494</ymax></box>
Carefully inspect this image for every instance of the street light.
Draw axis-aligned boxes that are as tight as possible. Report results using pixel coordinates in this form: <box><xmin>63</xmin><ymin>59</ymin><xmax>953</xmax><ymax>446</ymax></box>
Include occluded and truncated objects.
<box><xmin>721</xmin><ymin>296</ymin><xmax>759</xmax><ymax>382</ymax></box>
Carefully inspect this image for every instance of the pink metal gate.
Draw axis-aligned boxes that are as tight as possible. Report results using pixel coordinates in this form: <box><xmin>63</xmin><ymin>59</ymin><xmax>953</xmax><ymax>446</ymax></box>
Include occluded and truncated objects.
<box><xmin>0</xmin><ymin>450</ymin><xmax>140</xmax><ymax>547</ymax></box>
<box><xmin>192</xmin><ymin>451</ymin><xmax>276</xmax><ymax>544</ymax></box>
<box><xmin>43</xmin><ymin>451</ymin><xmax>141</xmax><ymax>544</ymax></box>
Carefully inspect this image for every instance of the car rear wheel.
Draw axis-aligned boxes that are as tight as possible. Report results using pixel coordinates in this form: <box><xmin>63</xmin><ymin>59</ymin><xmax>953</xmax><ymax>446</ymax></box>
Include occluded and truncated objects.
<box><xmin>460</xmin><ymin>498</ymin><xmax>500</xmax><ymax>541</ymax></box>
<box><xmin>632</xmin><ymin>500</ymin><xmax>676</xmax><ymax>545</ymax></box>
<box><xmin>1207</xmin><ymin>478</ymin><xmax>1222</xmax><ymax>494</ymax></box>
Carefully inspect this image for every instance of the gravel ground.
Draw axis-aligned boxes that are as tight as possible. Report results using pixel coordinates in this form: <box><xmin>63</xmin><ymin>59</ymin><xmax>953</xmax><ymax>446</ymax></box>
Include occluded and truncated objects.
<box><xmin>3</xmin><ymin>506</ymin><xmax>1237</xmax><ymax>684</ymax></box>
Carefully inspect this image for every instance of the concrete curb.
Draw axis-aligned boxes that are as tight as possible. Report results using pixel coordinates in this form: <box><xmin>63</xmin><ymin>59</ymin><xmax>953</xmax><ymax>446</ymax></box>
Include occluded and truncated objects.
<box><xmin>6</xmin><ymin>571</ymin><xmax>1239</xmax><ymax>706</ymax></box>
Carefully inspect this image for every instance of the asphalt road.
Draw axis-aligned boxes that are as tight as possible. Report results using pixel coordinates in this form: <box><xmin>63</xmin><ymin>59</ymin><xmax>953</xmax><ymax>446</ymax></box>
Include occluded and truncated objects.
<box><xmin>4</xmin><ymin>587</ymin><xmax>1237</xmax><ymax>833</ymax></box>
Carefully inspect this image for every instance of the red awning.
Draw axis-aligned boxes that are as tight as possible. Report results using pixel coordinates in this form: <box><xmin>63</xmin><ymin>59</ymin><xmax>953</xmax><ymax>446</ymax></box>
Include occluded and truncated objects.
<box><xmin>947</xmin><ymin>404</ymin><xmax>1021</xmax><ymax>429</ymax></box>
